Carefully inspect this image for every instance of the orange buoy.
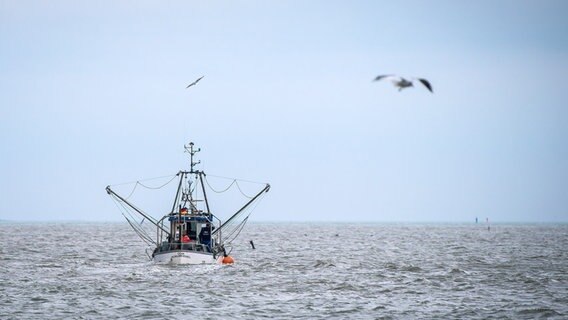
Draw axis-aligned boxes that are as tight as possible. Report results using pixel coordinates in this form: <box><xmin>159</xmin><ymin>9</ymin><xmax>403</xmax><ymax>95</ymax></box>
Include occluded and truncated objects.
<box><xmin>222</xmin><ymin>256</ymin><xmax>234</xmax><ymax>264</ymax></box>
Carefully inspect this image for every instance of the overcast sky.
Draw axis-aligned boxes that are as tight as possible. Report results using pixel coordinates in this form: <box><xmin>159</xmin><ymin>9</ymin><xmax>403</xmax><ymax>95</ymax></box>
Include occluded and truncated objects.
<box><xmin>1</xmin><ymin>1</ymin><xmax>567</xmax><ymax>223</ymax></box>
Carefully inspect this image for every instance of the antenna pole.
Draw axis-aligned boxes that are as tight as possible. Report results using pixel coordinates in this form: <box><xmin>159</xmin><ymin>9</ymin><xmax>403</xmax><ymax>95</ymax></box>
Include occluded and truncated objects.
<box><xmin>184</xmin><ymin>142</ymin><xmax>201</xmax><ymax>174</ymax></box>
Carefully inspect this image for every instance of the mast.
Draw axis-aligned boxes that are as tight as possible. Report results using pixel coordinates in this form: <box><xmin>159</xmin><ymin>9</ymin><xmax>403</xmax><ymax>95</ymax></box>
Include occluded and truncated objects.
<box><xmin>183</xmin><ymin>142</ymin><xmax>212</xmax><ymax>215</ymax></box>
<box><xmin>185</xmin><ymin>141</ymin><xmax>201</xmax><ymax>175</ymax></box>
<box><xmin>170</xmin><ymin>171</ymin><xmax>185</xmax><ymax>214</ymax></box>
<box><xmin>199</xmin><ymin>173</ymin><xmax>211</xmax><ymax>214</ymax></box>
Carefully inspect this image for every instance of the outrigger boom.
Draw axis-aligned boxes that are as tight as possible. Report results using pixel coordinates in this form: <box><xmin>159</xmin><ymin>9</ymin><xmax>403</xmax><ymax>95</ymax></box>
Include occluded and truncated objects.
<box><xmin>106</xmin><ymin>142</ymin><xmax>270</xmax><ymax>264</ymax></box>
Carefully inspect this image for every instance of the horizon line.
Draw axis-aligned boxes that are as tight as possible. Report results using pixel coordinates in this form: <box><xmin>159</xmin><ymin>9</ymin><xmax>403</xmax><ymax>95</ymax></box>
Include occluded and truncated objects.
<box><xmin>1</xmin><ymin>218</ymin><xmax>567</xmax><ymax>224</ymax></box>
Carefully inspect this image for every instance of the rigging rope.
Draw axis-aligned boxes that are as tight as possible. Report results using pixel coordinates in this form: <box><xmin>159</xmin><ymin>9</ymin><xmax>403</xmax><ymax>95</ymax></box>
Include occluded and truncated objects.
<box><xmin>137</xmin><ymin>174</ymin><xmax>179</xmax><ymax>189</ymax></box>
<box><xmin>206</xmin><ymin>173</ymin><xmax>268</xmax><ymax>185</ymax></box>
<box><xmin>124</xmin><ymin>182</ymin><xmax>138</xmax><ymax>200</ymax></box>
<box><xmin>111</xmin><ymin>173</ymin><xmax>179</xmax><ymax>201</ymax></box>
<box><xmin>223</xmin><ymin>216</ymin><xmax>249</xmax><ymax>245</ymax></box>
<box><xmin>217</xmin><ymin>190</ymin><xmax>266</xmax><ymax>246</ymax></box>
<box><xmin>125</xmin><ymin>216</ymin><xmax>154</xmax><ymax>245</ymax></box>
<box><xmin>109</xmin><ymin>173</ymin><xmax>178</xmax><ymax>188</ymax></box>
<box><xmin>204</xmin><ymin>175</ymin><xmax>237</xmax><ymax>193</ymax></box>
<box><xmin>110</xmin><ymin>194</ymin><xmax>156</xmax><ymax>245</ymax></box>
<box><xmin>204</xmin><ymin>175</ymin><xmax>255</xmax><ymax>199</ymax></box>
<box><xmin>234</xmin><ymin>181</ymin><xmax>254</xmax><ymax>199</ymax></box>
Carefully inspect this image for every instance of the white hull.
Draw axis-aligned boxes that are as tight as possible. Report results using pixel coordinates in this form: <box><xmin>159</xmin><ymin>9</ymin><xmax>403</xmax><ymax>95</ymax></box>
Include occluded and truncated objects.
<box><xmin>153</xmin><ymin>250</ymin><xmax>222</xmax><ymax>265</ymax></box>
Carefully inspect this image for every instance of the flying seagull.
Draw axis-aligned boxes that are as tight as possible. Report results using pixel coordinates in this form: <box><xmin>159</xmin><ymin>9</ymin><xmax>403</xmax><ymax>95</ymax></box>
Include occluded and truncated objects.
<box><xmin>373</xmin><ymin>75</ymin><xmax>433</xmax><ymax>93</ymax></box>
<box><xmin>186</xmin><ymin>76</ymin><xmax>204</xmax><ymax>89</ymax></box>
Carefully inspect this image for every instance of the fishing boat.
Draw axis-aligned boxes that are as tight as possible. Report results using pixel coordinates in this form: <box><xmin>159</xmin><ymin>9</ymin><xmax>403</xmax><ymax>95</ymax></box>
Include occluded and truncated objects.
<box><xmin>106</xmin><ymin>142</ymin><xmax>270</xmax><ymax>264</ymax></box>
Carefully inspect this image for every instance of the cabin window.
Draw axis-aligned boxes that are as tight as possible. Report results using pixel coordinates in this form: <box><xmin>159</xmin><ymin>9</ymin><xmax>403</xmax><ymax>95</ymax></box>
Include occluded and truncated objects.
<box><xmin>187</xmin><ymin>222</ymin><xmax>197</xmax><ymax>239</ymax></box>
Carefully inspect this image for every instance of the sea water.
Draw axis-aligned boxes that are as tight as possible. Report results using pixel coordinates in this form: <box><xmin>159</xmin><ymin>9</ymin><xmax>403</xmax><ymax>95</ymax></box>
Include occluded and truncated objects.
<box><xmin>0</xmin><ymin>222</ymin><xmax>566</xmax><ymax>319</ymax></box>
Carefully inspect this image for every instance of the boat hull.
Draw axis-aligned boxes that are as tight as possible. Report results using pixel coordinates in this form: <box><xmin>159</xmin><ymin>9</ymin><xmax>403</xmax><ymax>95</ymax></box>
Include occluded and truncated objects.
<box><xmin>153</xmin><ymin>250</ymin><xmax>222</xmax><ymax>265</ymax></box>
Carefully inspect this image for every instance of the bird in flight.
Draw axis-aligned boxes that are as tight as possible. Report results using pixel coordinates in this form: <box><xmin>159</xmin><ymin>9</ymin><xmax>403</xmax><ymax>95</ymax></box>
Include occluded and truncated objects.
<box><xmin>186</xmin><ymin>76</ymin><xmax>204</xmax><ymax>89</ymax></box>
<box><xmin>373</xmin><ymin>75</ymin><xmax>433</xmax><ymax>93</ymax></box>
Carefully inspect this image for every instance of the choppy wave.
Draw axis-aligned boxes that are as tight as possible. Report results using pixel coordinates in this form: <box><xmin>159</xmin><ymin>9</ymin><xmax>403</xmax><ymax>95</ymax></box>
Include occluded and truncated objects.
<box><xmin>1</xmin><ymin>222</ymin><xmax>567</xmax><ymax>319</ymax></box>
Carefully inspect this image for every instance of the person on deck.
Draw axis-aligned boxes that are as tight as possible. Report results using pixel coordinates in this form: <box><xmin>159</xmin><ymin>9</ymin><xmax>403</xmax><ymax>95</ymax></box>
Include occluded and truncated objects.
<box><xmin>181</xmin><ymin>234</ymin><xmax>191</xmax><ymax>250</ymax></box>
<box><xmin>199</xmin><ymin>224</ymin><xmax>212</xmax><ymax>249</ymax></box>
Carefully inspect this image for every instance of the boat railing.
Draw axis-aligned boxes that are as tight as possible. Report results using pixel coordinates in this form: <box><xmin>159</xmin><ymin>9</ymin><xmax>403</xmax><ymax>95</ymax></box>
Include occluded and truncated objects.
<box><xmin>157</xmin><ymin>241</ymin><xmax>212</xmax><ymax>253</ymax></box>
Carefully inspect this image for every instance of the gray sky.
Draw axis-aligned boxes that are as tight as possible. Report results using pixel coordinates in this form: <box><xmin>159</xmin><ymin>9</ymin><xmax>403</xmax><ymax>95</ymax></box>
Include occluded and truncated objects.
<box><xmin>1</xmin><ymin>1</ymin><xmax>567</xmax><ymax>222</ymax></box>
